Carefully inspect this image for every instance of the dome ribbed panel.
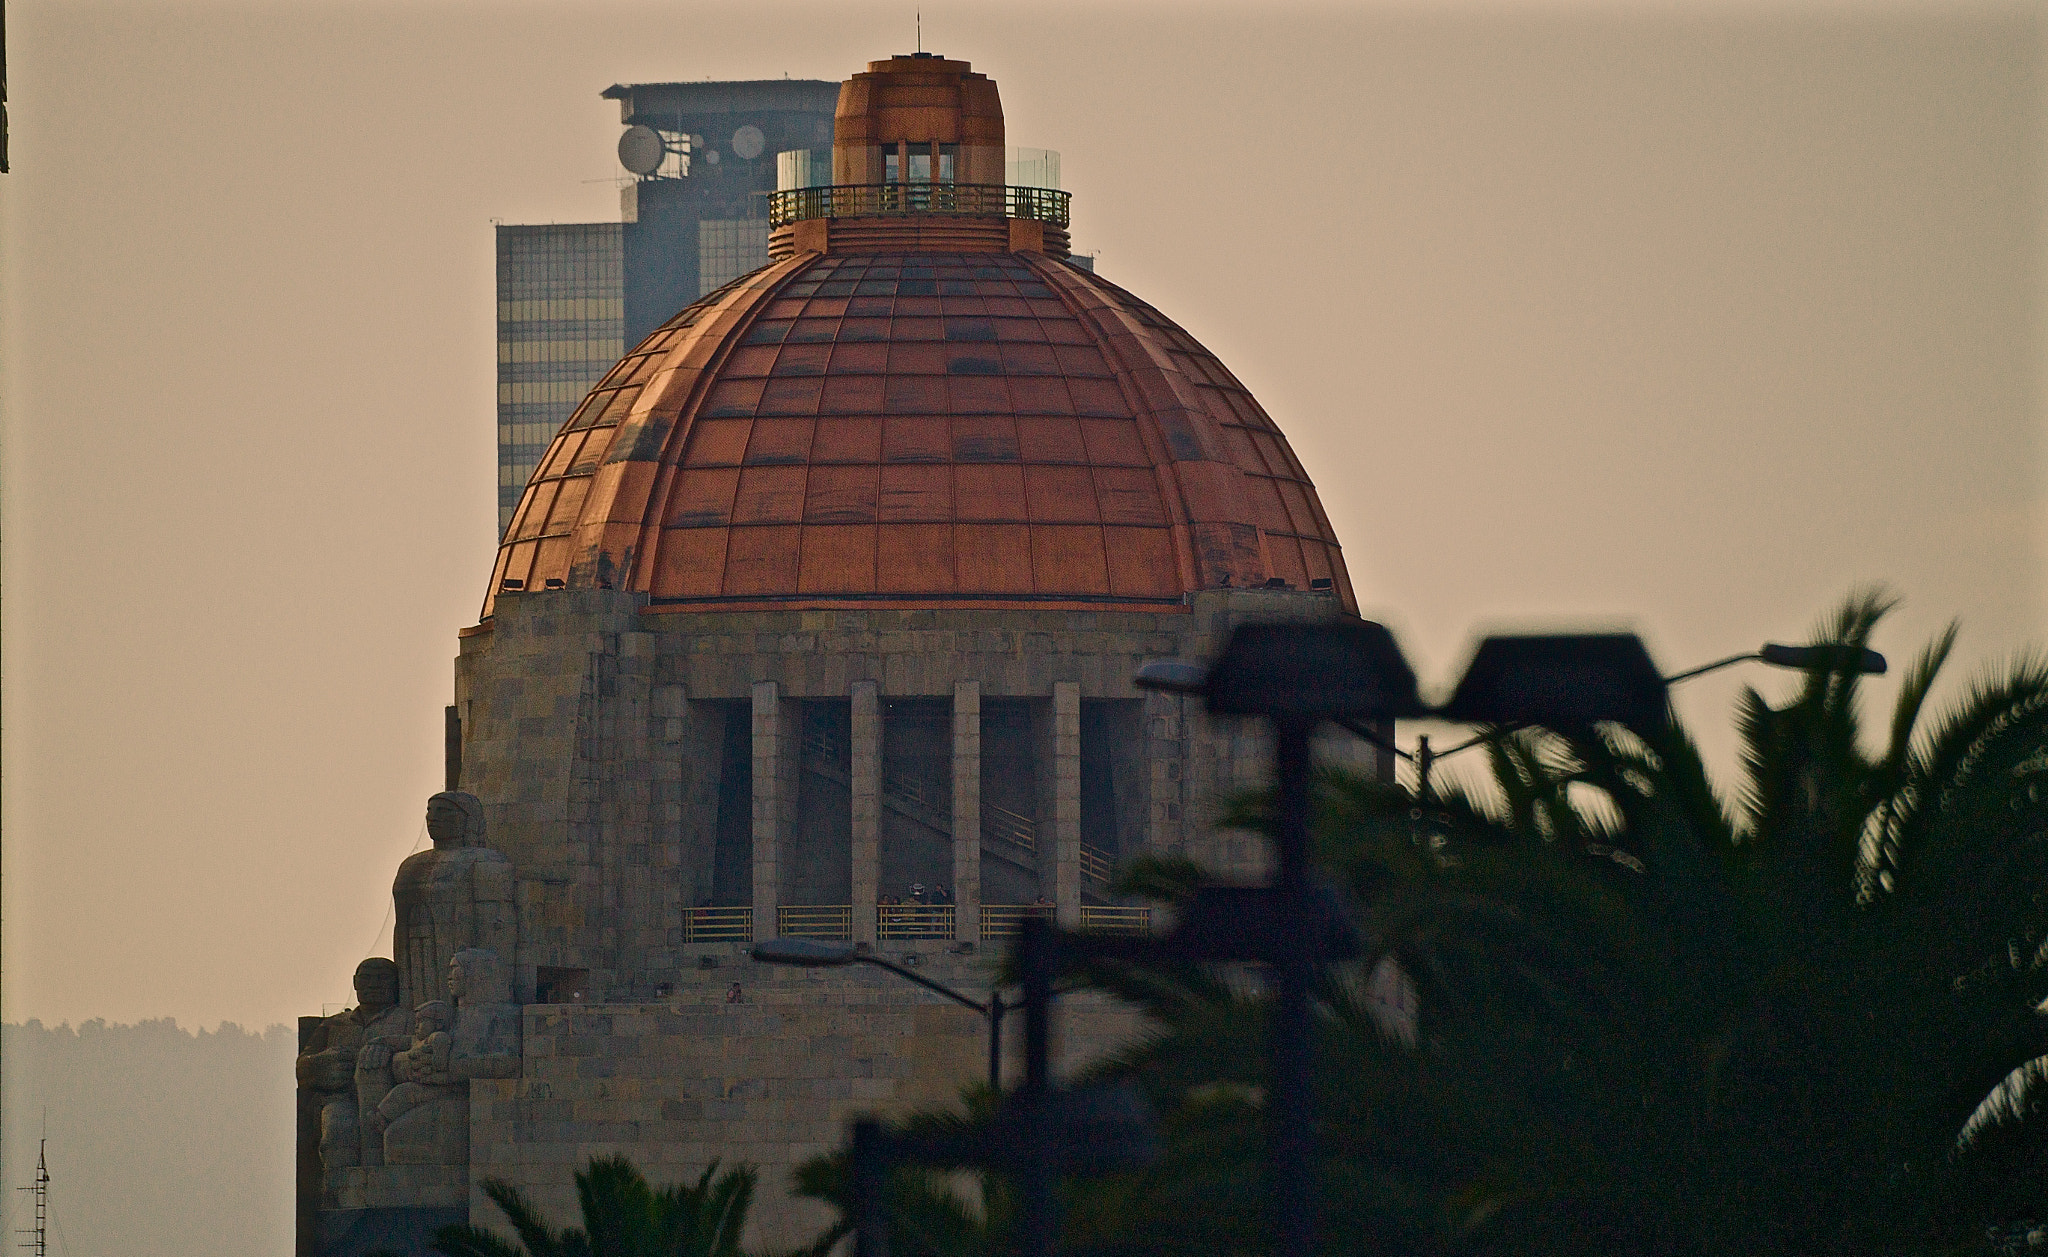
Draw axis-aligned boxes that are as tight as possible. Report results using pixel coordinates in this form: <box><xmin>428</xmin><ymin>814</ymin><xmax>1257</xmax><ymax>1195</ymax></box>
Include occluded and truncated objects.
<box><xmin>484</xmin><ymin>251</ymin><xmax>1353</xmax><ymax>619</ymax></box>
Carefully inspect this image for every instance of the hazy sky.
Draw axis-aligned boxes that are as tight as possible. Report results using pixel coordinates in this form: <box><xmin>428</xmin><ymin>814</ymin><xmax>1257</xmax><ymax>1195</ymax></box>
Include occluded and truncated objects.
<box><xmin>2</xmin><ymin>0</ymin><xmax>2040</xmax><ymax>1030</ymax></box>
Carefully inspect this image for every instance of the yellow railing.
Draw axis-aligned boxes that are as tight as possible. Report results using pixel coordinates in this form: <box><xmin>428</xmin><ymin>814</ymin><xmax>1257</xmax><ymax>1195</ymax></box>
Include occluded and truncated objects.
<box><xmin>767</xmin><ymin>182</ymin><xmax>1071</xmax><ymax>229</ymax></box>
<box><xmin>981</xmin><ymin>903</ymin><xmax>1055</xmax><ymax>940</ymax></box>
<box><xmin>1081</xmin><ymin>843</ymin><xmax>1114</xmax><ymax>885</ymax></box>
<box><xmin>778</xmin><ymin>905</ymin><xmax>852</xmax><ymax>941</ymax></box>
<box><xmin>984</xmin><ymin>803</ymin><xmax>1036</xmax><ymax>853</ymax></box>
<box><xmin>1079</xmin><ymin>905</ymin><xmax>1152</xmax><ymax>935</ymax></box>
<box><xmin>684</xmin><ymin>906</ymin><xmax>754</xmax><ymax>943</ymax></box>
<box><xmin>878</xmin><ymin>904</ymin><xmax>956</xmax><ymax>941</ymax></box>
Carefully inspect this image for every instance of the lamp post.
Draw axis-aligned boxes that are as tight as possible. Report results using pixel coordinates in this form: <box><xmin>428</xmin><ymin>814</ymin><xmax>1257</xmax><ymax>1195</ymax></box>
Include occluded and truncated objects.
<box><xmin>1138</xmin><ymin>620</ymin><xmax>1679</xmax><ymax>1257</ymax></box>
<box><xmin>1139</xmin><ymin>620</ymin><xmax>1424</xmax><ymax>1257</ymax></box>
<box><xmin>750</xmin><ymin>937</ymin><xmax>1007</xmax><ymax>1091</ymax></box>
<box><xmin>1352</xmin><ymin>639</ymin><xmax>1889</xmax><ymax>800</ymax></box>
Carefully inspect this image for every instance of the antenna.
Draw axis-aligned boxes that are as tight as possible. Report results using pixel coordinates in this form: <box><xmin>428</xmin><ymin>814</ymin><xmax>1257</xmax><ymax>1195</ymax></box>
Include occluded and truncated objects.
<box><xmin>917</xmin><ymin>9</ymin><xmax>922</xmax><ymax>53</ymax></box>
<box><xmin>15</xmin><ymin>1139</ymin><xmax>46</xmax><ymax>1257</ymax></box>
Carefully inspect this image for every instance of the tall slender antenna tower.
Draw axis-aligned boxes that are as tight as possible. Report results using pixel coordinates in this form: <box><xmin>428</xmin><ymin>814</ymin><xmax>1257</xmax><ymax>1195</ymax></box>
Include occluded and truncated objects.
<box><xmin>14</xmin><ymin>1141</ymin><xmax>45</xmax><ymax>1257</ymax></box>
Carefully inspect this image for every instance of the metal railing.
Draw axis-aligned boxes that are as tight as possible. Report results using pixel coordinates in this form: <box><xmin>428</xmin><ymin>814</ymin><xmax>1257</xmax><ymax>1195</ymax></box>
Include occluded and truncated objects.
<box><xmin>778</xmin><ymin>905</ymin><xmax>853</xmax><ymax>941</ymax></box>
<box><xmin>685</xmin><ymin>906</ymin><xmax>754</xmax><ymax>943</ymax></box>
<box><xmin>1081</xmin><ymin>844</ymin><xmax>1114</xmax><ymax>885</ymax></box>
<box><xmin>768</xmin><ymin>183</ymin><xmax>1070</xmax><ymax>228</ymax></box>
<box><xmin>878</xmin><ymin>904</ymin><xmax>956</xmax><ymax>941</ymax></box>
<box><xmin>985</xmin><ymin>803</ymin><xmax>1036</xmax><ymax>853</ymax></box>
<box><xmin>981</xmin><ymin>903</ymin><xmax>1056</xmax><ymax>940</ymax></box>
<box><xmin>1079</xmin><ymin>905</ymin><xmax>1152</xmax><ymax>935</ymax></box>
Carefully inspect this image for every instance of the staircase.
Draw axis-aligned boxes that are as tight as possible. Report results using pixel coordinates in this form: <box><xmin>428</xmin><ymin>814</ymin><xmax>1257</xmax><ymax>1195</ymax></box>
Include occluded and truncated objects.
<box><xmin>801</xmin><ymin>727</ymin><xmax>1111</xmax><ymax>884</ymax></box>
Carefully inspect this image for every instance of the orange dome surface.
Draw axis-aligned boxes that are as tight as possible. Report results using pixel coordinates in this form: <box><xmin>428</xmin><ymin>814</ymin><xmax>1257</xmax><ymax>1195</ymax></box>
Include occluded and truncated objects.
<box><xmin>487</xmin><ymin>248</ymin><xmax>1355</xmax><ymax>619</ymax></box>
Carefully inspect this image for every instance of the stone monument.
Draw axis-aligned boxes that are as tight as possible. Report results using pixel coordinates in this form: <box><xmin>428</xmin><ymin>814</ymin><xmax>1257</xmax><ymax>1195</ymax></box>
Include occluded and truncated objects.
<box><xmin>392</xmin><ymin>791</ymin><xmax>515</xmax><ymax>1012</ymax></box>
<box><xmin>377</xmin><ymin>949</ymin><xmax>520</xmax><ymax>1167</ymax></box>
<box><xmin>294</xmin><ymin>958</ymin><xmax>408</xmax><ymax>1174</ymax></box>
<box><xmin>365</xmin><ymin>1001</ymin><xmax>459</xmax><ymax>1165</ymax></box>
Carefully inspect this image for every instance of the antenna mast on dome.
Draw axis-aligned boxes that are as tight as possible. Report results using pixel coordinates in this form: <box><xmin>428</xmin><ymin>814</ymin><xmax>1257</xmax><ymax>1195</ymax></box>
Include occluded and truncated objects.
<box><xmin>14</xmin><ymin>1139</ymin><xmax>47</xmax><ymax>1257</ymax></box>
<box><xmin>917</xmin><ymin>9</ymin><xmax>922</xmax><ymax>53</ymax></box>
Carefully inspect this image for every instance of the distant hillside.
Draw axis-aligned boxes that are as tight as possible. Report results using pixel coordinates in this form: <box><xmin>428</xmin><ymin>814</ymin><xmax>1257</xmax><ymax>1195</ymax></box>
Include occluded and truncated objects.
<box><xmin>3</xmin><ymin>1019</ymin><xmax>296</xmax><ymax>1257</ymax></box>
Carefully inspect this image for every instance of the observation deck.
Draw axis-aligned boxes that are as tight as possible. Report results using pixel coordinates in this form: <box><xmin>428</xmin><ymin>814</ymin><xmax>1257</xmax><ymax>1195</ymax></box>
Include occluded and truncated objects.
<box><xmin>767</xmin><ymin>182</ymin><xmax>1072</xmax><ymax>259</ymax></box>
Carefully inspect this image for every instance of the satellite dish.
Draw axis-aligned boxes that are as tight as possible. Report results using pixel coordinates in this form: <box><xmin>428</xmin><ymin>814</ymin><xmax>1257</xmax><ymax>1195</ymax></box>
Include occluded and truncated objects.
<box><xmin>731</xmin><ymin>125</ymin><xmax>765</xmax><ymax>161</ymax></box>
<box><xmin>617</xmin><ymin>125</ymin><xmax>665</xmax><ymax>176</ymax></box>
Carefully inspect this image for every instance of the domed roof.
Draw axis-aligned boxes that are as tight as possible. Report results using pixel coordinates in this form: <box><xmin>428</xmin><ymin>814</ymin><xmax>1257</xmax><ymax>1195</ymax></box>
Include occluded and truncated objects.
<box><xmin>486</xmin><ymin>247</ymin><xmax>1355</xmax><ymax>619</ymax></box>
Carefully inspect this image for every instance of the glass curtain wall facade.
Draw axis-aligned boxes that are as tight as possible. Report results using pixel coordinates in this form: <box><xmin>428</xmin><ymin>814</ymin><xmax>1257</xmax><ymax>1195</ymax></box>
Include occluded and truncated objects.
<box><xmin>697</xmin><ymin>220</ymin><xmax>772</xmax><ymax>295</ymax></box>
<box><xmin>495</xmin><ymin>224</ymin><xmax>625</xmax><ymax>534</ymax></box>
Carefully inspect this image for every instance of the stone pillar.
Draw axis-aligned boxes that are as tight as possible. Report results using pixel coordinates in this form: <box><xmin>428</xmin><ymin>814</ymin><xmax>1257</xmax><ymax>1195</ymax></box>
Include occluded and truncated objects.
<box><xmin>1051</xmin><ymin>681</ymin><xmax>1081</xmax><ymax>927</ymax></box>
<box><xmin>751</xmin><ymin>681</ymin><xmax>793</xmax><ymax>940</ymax></box>
<box><xmin>851</xmin><ymin>681</ymin><xmax>881</xmax><ymax>946</ymax></box>
<box><xmin>951</xmin><ymin>680</ymin><xmax>981</xmax><ymax>943</ymax></box>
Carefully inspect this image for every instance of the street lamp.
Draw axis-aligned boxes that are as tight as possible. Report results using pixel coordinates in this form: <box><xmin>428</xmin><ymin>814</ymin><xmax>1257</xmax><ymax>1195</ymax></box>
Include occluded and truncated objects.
<box><xmin>1360</xmin><ymin>638</ymin><xmax>1890</xmax><ymax>800</ymax></box>
<box><xmin>750</xmin><ymin>937</ymin><xmax>1008</xmax><ymax>1091</ymax></box>
<box><xmin>1136</xmin><ymin>620</ymin><xmax>1670</xmax><ymax>1257</ymax></box>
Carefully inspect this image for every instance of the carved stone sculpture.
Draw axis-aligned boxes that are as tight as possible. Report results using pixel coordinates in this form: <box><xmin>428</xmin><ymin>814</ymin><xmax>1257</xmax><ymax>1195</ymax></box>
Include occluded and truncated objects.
<box><xmin>294</xmin><ymin>958</ymin><xmax>408</xmax><ymax>1171</ymax></box>
<box><xmin>368</xmin><ymin>1001</ymin><xmax>462</xmax><ymax>1165</ymax></box>
<box><xmin>392</xmin><ymin>791</ymin><xmax>515</xmax><ymax>1013</ymax></box>
<box><xmin>379</xmin><ymin>949</ymin><xmax>521</xmax><ymax>1167</ymax></box>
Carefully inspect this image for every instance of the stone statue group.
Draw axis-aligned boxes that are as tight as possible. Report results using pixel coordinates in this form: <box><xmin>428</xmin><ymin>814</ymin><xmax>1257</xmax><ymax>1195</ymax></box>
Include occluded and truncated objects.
<box><xmin>296</xmin><ymin>792</ymin><xmax>520</xmax><ymax>1173</ymax></box>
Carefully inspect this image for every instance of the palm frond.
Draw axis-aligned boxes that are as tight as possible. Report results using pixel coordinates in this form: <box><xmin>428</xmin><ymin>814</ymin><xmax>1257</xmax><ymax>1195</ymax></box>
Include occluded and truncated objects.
<box><xmin>1957</xmin><ymin>1054</ymin><xmax>2048</xmax><ymax>1154</ymax></box>
<box><xmin>1886</xmin><ymin>654</ymin><xmax>2048</xmax><ymax>871</ymax></box>
<box><xmin>477</xmin><ymin>1179</ymin><xmax>570</xmax><ymax>1257</ymax></box>
<box><xmin>1886</xmin><ymin>620</ymin><xmax>1960</xmax><ymax>778</ymax></box>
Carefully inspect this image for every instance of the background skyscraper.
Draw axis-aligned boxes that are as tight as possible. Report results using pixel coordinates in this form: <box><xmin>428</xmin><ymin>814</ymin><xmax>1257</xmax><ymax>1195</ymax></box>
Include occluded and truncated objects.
<box><xmin>495</xmin><ymin>80</ymin><xmax>839</xmax><ymax>533</ymax></box>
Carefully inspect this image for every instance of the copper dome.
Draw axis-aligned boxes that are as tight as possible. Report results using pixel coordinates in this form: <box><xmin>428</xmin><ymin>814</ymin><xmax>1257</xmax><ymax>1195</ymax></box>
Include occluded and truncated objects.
<box><xmin>485</xmin><ymin>54</ymin><xmax>1352</xmax><ymax>621</ymax></box>
<box><xmin>487</xmin><ymin>249</ymin><xmax>1354</xmax><ymax>619</ymax></box>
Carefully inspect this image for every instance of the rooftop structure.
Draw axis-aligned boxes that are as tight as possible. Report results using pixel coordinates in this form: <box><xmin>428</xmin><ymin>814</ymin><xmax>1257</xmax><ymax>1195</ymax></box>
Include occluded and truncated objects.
<box><xmin>494</xmin><ymin>80</ymin><xmax>839</xmax><ymax>535</ymax></box>
<box><xmin>489</xmin><ymin>54</ymin><xmax>1352</xmax><ymax>617</ymax></box>
<box><xmin>303</xmin><ymin>52</ymin><xmax>1373</xmax><ymax>1257</ymax></box>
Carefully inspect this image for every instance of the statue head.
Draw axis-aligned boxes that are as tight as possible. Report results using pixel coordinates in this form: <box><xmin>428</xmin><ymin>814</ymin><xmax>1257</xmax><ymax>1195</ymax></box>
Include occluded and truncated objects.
<box><xmin>426</xmin><ymin>791</ymin><xmax>486</xmax><ymax>850</ymax></box>
<box><xmin>354</xmin><ymin>958</ymin><xmax>400</xmax><ymax>1012</ymax></box>
<box><xmin>412</xmin><ymin>1000</ymin><xmax>454</xmax><ymax>1037</ymax></box>
<box><xmin>448</xmin><ymin>948</ymin><xmax>511</xmax><ymax>1006</ymax></box>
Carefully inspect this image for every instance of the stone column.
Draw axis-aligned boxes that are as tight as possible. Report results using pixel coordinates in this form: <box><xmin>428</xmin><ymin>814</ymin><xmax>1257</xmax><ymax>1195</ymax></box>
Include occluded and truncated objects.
<box><xmin>1051</xmin><ymin>681</ymin><xmax>1081</xmax><ymax>927</ymax></box>
<box><xmin>751</xmin><ymin>681</ymin><xmax>793</xmax><ymax>940</ymax></box>
<box><xmin>951</xmin><ymin>680</ymin><xmax>981</xmax><ymax>943</ymax></box>
<box><xmin>850</xmin><ymin>681</ymin><xmax>881</xmax><ymax>946</ymax></box>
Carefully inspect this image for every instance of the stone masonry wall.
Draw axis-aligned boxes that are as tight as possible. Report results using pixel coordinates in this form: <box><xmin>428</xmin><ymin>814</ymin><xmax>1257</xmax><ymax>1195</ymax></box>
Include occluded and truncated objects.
<box><xmin>455</xmin><ymin>587</ymin><xmax>1379</xmax><ymax>999</ymax></box>
<box><xmin>467</xmin><ymin>954</ymin><xmax>1148</xmax><ymax>1253</ymax></box>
